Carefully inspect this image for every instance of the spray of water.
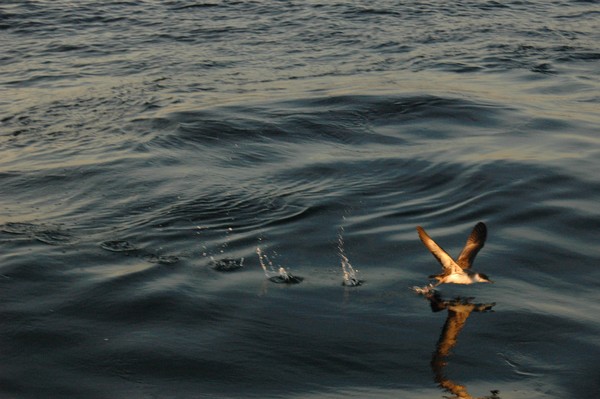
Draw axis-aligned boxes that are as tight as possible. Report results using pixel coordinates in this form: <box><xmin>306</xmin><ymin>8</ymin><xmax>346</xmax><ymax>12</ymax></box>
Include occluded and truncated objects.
<box><xmin>256</xmin><ymin>247</ymin><xmax>303</xmax><ymax>284</ymax></box>
<box><xmin>411</xmin><ymin>284</ymin><xmax>436</xmax><ymax>295</ymax></box>
<box><xmin>338</xmin><ymin>227</ymin><xmax>362</xmax><ymax>286</ymax></box>
<box><xmin>199</xmin><ymin>226</ymin><xmax>244</xmax><ymax>271</ymax></box>
<box><xmin>256</xmin><ymin>247</ymin><xmax>277</xmax><ymax>278</ymax></box>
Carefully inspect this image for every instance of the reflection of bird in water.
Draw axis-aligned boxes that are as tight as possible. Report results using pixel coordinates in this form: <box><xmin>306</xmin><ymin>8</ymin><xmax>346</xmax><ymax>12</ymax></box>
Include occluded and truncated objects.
<box><xmin>417</xmin><ymin>222</ymin><xmax>492</xmax><ymax>287</ymax></box>
<box><xmin>425</xmin><ymin>291</ymin><xmax>499</xmax><ymax>399</ymax></box>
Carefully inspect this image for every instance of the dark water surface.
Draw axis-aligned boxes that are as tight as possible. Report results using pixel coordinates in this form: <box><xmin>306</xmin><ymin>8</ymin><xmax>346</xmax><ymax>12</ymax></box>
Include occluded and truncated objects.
<box><xmin>1</xmin><ymin>1</ymin><xmax>599</xmax><ymax>398</ymax></box>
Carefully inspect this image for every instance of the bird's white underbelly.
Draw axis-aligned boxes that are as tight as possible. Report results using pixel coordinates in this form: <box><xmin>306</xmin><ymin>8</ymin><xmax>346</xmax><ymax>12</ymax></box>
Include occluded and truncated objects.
<box><xmin>444</xmin><ymin>273</ymin><xmax>474</xmax><ymax>284</ymax></box>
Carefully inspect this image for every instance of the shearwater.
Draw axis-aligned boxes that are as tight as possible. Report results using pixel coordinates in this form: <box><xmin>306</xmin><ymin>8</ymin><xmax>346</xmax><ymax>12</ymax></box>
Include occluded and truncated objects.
<box><xmin>416</xmin><ymin>222</ymin><xmax>492</xmax><ymax>287</ymax></box>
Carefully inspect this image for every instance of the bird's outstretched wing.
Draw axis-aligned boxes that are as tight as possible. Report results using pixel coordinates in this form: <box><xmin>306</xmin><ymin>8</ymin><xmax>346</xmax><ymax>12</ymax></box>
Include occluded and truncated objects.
<box><xmin>416</xmin><ymin>226</ymin><xmax>459</xmax><ymax>272</ymax></box>
<box><xmin>456</xmin><ymin>222</ymin><xmax>487</xmax><ymax>269</ymax></box>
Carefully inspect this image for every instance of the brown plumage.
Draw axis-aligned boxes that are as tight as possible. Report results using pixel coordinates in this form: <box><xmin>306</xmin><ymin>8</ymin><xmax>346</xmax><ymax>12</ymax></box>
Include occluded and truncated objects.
<box><xmin>416</xmin><ymin>222</ymin><xmax>491</xmax><ymax>285</ymax></box>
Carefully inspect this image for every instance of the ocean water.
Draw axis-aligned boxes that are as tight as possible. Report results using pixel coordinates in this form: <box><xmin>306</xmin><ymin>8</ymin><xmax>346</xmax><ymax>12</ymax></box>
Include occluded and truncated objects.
<box><xmin>1</xmin><ymin>1</ymin><xmax>599</xmax><ymax>398</ymax></box>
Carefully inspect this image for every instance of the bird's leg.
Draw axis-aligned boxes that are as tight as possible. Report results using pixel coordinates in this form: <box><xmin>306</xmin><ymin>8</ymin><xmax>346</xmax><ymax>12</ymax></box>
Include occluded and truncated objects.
<box><xmin>422</xmin><ymin>282</ymin><xmax>439</xmax><ymax>295</ymax></box>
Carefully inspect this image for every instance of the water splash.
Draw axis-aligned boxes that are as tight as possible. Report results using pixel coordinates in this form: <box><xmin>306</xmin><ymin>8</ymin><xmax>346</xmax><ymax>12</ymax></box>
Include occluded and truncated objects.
<box><xmin>256</xmin><ymin>247</ymin><xmax>276</xmax><ymax>277</ymax></box>
<box><xmin>198</xmin><ymin>226</ymin><xmax>244</xmax><ymax>271</ymax></box>
<box><xmin>411</xmin><ymin>284</ymin><xmax>436</xmax><ymax>295</ymax></box>
<box><xmin>210</xmin><ymin>257</ymin><xmax>245</xmax><ymax>272</ymax></box>
<box><xmin>256</xmin><ymin>247</ymin><xmax>302</xmax><ymax>284</ymax></box>
<box><xmin>338</xmin><ymin>227</ymin><xmax>362</xmax><ymax>287</ymax></box>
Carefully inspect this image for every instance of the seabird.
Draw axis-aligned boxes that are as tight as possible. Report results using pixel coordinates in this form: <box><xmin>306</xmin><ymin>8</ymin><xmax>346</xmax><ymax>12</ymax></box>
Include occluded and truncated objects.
<box><xmin>417</xmin><ymin>222</ymin><xmax>492</xmax><ymax>286</ymax></box>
